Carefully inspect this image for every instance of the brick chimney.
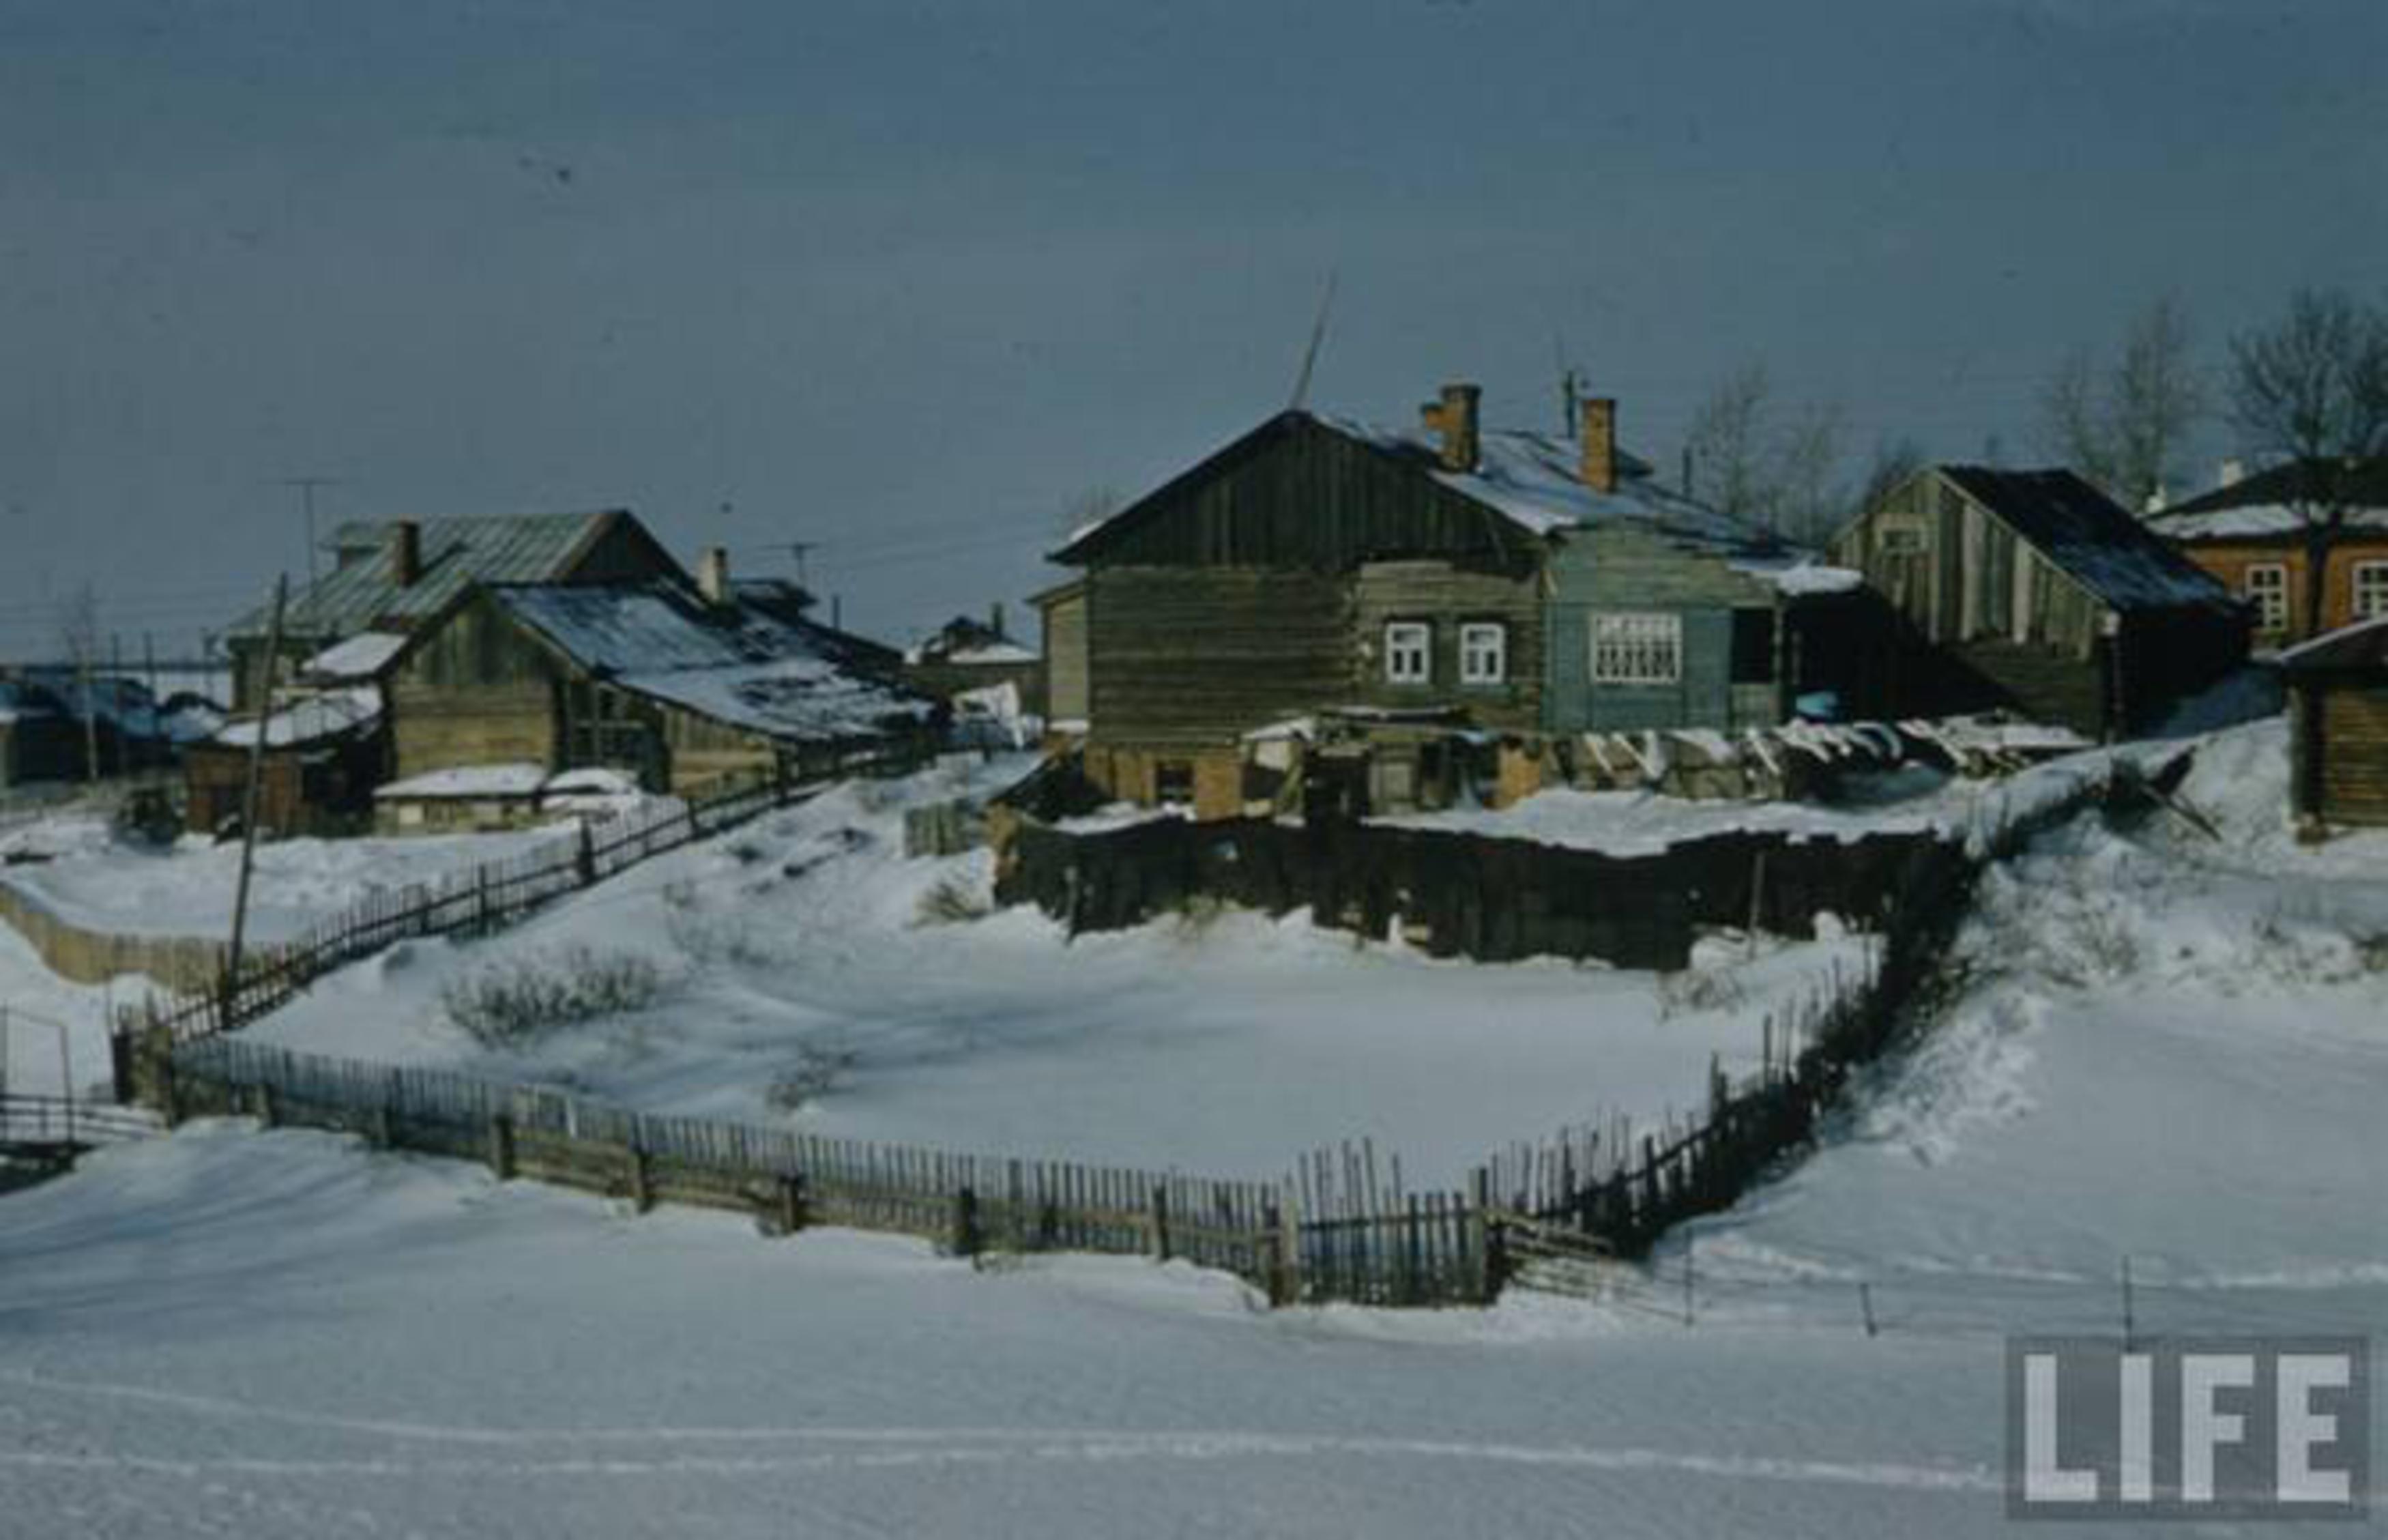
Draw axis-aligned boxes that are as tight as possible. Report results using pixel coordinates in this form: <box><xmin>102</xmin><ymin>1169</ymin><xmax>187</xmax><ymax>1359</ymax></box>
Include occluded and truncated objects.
<box><xmin>1579</xmin><ymin>398</ymin><xmax>1618</xmax><ymax>494</ymax></box>
<box><xmin>390</xmin><ymin>521</ymin><xmax>422</xmax><ymax>587</ymax></box>
<box><xmin>697</xmin><ymin>545</ymin><xmax>731</xmax><ymax>606</ymax></box>
<box><xmin>1419</xmin><ymin>382</ymin><xmax>1481</xmax><ymax>472</ymax></box>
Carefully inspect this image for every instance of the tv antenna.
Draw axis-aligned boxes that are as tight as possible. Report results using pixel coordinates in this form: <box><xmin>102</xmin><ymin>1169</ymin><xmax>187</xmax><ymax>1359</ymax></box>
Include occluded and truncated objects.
<box><xmin>1287</xmin><ymin>270</ymin><xmax>1339</xmax><ymax>411</ymax></box>
<box><xmin>269</xmin><ymin>476</ymin><xmax>345</xmax><ymax>584</ymax></box>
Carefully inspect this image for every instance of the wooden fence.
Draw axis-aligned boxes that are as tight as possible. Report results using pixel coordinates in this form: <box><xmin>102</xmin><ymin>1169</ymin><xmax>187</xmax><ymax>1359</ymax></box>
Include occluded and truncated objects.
<box><xmin>124</xmin><ymin>744</ymin><xmax>917</xmax><ymax>1049</ymax></box>
<box><xmin>108</xmin><ymin>746</ymin><xmax>2138</xmax><ymax>1310</ymax></box>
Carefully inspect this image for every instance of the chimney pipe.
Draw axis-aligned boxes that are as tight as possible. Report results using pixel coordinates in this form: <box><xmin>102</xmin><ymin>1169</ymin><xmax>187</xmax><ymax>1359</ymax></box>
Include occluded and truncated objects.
<box><xmin>698</xmin><ymin>545</ymin><xmax>730</xmax><ymax>606</ymax></box>
<box><xmin>989</xmin><ymin>600</ymin><xmax>1006</xmax><ymax>639</ymax></box>
<box><xmin>390</xmin><ymin>521</ymin><xmax>422</xmax><ymax>587</ymax></box>
<box><xmin>1579</xmin><ymin>398</ymin><xmax>1618</xmax><ymax>494</ymax></box>
<box><xmin>1431</xmin><ymin>382</ymin><xmax>1481</xmax><ymax>473</ymax></box>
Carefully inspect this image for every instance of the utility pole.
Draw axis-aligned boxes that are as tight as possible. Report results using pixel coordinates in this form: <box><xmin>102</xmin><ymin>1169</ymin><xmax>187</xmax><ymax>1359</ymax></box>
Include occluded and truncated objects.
<box><xmin>224</xmin><ymin>575</ymin><xmax>287</xmax><ymax>1023</ymax></box>
<box><xmin>271</xmin><ymin>477</ymin><xmax>343</xmax><ymax>586</ymax></box>
<box><xmin>786</xmin><ymin>540</ymin><xmax>817</xmax><ymax>591</ymax></box>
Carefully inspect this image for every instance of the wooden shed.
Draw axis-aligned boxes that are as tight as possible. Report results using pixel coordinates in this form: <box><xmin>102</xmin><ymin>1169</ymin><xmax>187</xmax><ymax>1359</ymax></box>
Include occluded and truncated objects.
<box><xmin>1833</xmin><ymin>465</ymin><xmax>2249</xmax><ymax>737</ymax></box>
<box><xmin>2279</xmin><ymin>616</ymin><xmax>2388</xmax><ymax>831</ymax></box>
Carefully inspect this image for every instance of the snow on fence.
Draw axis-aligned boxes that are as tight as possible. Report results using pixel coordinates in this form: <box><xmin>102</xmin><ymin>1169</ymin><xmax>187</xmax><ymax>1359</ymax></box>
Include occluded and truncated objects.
<box><xmin>121</xmin><ymin>745</ymin><xmax>919</xmax><ymax>1049</ymax></box>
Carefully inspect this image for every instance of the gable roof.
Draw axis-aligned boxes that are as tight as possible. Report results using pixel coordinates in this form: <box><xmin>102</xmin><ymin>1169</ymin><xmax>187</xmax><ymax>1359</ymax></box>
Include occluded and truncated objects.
<box><xmin>228</xmin><ymin>510</ymin><xmax>647</xmax><ymax>643</ymax></box>
<box><xmin>1936</xmin><ymin>465</ymin><xmax>2238</xmax><ymax>613</ymax></box>
<box><xmin>1053</xmin><ymin>409</ymin><xmax>1781</xmax><ymax>566</ymax></box>
<box><xmin>487</xmin><ymin>578</ymin><xmax>936</xmax><ymax>744</ymax></box>
<box><xmin>2150</xmin><ymin>457</ymin><xmax>2388</xmax><ymax>542</ymax></box>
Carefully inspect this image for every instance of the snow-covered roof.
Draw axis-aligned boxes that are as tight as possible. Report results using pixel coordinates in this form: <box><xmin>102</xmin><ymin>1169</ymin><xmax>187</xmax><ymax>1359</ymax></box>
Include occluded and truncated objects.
<box><xmin>375</xmin><ymin>762</ymin><xmax>548</xmax><ymax>800</ymax></box>
<box><xmin>214</xmin><ymin>686</ymin><xmax>383</xmax><ymax>749</ymax></box>
<box><xmin>491</xmin><ymin>579</ymin><xmax>937</xmax><ymax>744</ymax></box>
<box><xmin>2277</xmin><ymin>613</ymin><xmax>2388</xmax><ymax>672</ymax></box>
<box><xmin>227</xmin><ymin>510</ymin><xmax>633</xmax><ymax>642</ymax></box>
<box><xmin>2149</xmin><ymin>504</ymin><xmax>2388</xmax><ymax>542</ymax></box>
<box><xmin>1314</xmin><ymin>413</ymin><xmax>1764</xmax><ymax>549</ymax></box>
<box><xmin>1737</xmin><ymin>560</ymin><xmax>1866</xmax><ymax>597</ymax></box>
<box><xmin>304</xmin><ymin>630</ymin><xmax>409</xmax><ymax>680</ymax></box>
<box><xmin>2153</xmin><ymin>456</ymin><xmax>2388</xmax><ymax>544</ymax></box>
<box><xmin>1055</xmin><ymin>409</ymin><xmax>1786</xmax><ymax>563</ymax></box>
<box><xmin>1938</xmin><ymin>465</ymin><xmax>2239</xmax><ymax>613</ymax></box>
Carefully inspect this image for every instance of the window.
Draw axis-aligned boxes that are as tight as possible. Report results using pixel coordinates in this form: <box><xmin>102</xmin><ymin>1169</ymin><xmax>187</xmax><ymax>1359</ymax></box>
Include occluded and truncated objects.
<box><xmin>1459</xmin><ymin>622</ymin><xmax>1506</xmax><ymax>685</ymax></box>
<box><xmin>1590</xmin><ymin>612</ymin><xmax>1682</xmax><ymax>685</ymax></box>
<box><xmin>1384</xmin><ymin>621</ymin><xmax>1431</xmax><ymax>684</ymax></box>
<box><xmin>2355</xmin><ymin>562</ymin><xmax>2388</xmax><ymax>623</ymax></box>
<box><xmin>1154</xmin><ymin>759</ymin><xmax>1194</xmax><ymax>804</ymax></box>
<box><xmin>2243</xmin><ymin>563</ymin><xmax>2288</xmax><ymax>633</ymax></box>
<box><xmin>1878</xmin><ymin>523</ymin><xmax>1925</xmax><ymax>555</ymax></box>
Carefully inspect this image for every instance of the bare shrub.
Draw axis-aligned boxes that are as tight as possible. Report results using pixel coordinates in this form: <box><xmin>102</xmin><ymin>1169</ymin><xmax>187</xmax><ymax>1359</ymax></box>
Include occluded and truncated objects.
<box><xmin>765</xmin><ymin>1039</ymin><xmax>858</xmax><ymax>1112</ymax></box>
<box><xmin>915</xmin><ymin>873</ymin><xmax>991</xmax><ymax>925</ymax></box>
<box><xmin>440</xmin><ymin>946</ymin><xmax>665</xmax><ymax>1047</ymax></box>
<box><xmin>1658</xmin><ymin>967</ymin><xmax>1751</xmax><ymax>1019</ymax></box>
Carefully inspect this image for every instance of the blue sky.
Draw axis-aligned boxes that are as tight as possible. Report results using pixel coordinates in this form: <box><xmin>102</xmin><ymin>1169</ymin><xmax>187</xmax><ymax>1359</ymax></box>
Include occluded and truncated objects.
<box><xmin>1</xmin><ymin>0</ymin><xmax>2381</xmax><ymax>659</ymax></box>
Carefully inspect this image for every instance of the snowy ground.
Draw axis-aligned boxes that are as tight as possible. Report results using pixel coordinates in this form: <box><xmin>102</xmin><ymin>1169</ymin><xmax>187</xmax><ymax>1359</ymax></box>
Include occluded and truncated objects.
<box><xmin>242</xmin><ymin>762</ymin><xmax>1869</xmax><ymax>1185</ymax></box>
<box><xmin>0</xmin><ymin>813</ymin><xmax>560</xmax><ymax>942</ymax></box>
<box><xmin>3</xmin><ymin>717</ymin><xmax>2381</xmax><ymax>1536</ymax></box>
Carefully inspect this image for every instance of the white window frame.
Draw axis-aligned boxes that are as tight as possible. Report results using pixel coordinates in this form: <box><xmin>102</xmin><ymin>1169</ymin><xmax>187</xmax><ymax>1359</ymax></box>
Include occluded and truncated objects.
<box><xmin>2354</xmin><ymin>561</ymin><xmax>2388</xmax><ymax>623</ymax></box>
<box><xmin>1590</xmin><ymin>612</ymin><xmax>1683</xmax><ymax>686</ymax></box>
<box><xmin>1458</xmin><ymin>622</ymin><xmax>1507</xmax><ymax>686</ymax></box>
<box><xmin>1383</xmin><ymin>621</ymin><xmax>1432</xmax><ymax>685</ymax></box>
<box><xmin>2243</xmin><ymin>562</ymin><xmax>2288</xmax><ymax>633</ymax></box>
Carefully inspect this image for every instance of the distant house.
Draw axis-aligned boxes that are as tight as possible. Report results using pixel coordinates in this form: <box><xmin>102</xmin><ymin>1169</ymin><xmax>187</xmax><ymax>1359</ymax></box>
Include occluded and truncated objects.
<box><xmin>2278</xmin><ymin>616</ymin><xmax>2388</xmax><ymax>832</ymax></box>
<box><xmin>2149</xmin><ymin>458</ymin><xmax>2388</xmax><ymax>645</ymax></box>
<box><xmin>183</xmin><ymin>687</ymin><xmax>386</xmax><ymax>839</ymax></box>
<box><xmin>0</xmin><ymin>679</ymin><xmax>81</xmax><ymax>789</ymax></box>
<box><xmin>382</xmin><ymin>562</ymin><xmax>939</xmax><ymax>798</ymax></box>
<box><xmin>1037</xmin><ymin>385</ymin><xmax>1873</xmax><ymax>813</ymax></box>
<box><xmin>903</xmin><ymin>609</ymin><xmax>1045</xmax><ymax>748</ymax></box>
<box><xmin>222</xmin><ymin>509</ymin><xmax>684</xmax><ymax>711</ymax></box>
<box><xmin>1832</xmin><ymin>465</ymin><xmax>2247</xmax><ymax>738</ymax></box>
<box><xmin>0</xmin><ymin>671</ymin><xmax>205</xmax><ymax>788</ymax></box>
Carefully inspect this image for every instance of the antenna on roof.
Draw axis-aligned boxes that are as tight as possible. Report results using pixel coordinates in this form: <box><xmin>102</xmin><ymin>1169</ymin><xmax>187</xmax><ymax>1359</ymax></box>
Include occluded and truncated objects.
<box><xmin>1287</xmin><ymin>270</ymin><xmax>1339</xmax><ymax>412</ymax></box>
<box><xmin>786</xmin><ymin>540</ymin><xmax>817</xmax><ymax>589</ymax></box>
<box><xmin>267</xmin><ymin>476</ymin><xmax>345</xmax><ymax>585</ymax></box>
<box><xmin>1554</xmin><ymin>334</ymin><xmax>1582</xmax><ymax>437</ymax></box>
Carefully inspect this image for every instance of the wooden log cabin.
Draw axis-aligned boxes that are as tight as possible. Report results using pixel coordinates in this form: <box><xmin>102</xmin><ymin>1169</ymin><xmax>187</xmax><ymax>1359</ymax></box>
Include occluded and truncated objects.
<box><xmin>222</xmin><ymin>510</ymin><xmax>685</xmax><ymax>712</ymax></box>
<box><xmin>2279</xmin><ymin>615</ymin><xmax>2388</xmax><ymax>832</ymax></box>
<box><xmin>1038</xmin><ymin>383</ymin><xmax>1873</xmax><ymax>814</ymax></box>
<box><xmin>381</xmin><ymin>560</ymin><xmax>940</xmax><ymax>798</ymax></box>
<box><xmin>1832</xmin><ymin>465</ymin><xmax>2249</xmax><ymax>738</ymax></box>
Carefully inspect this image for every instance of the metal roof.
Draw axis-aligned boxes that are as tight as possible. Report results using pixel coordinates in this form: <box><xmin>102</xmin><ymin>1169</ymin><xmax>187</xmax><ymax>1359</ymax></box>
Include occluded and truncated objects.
<box><xmin>1937</xmin><ymin>466</ymin><xmax>2239</xmax><ymax>615</ymax></box>
<box><xmin>227</xmin><ymin>510</ymin><xmax>632</xmax><ymax>642</ymax></box>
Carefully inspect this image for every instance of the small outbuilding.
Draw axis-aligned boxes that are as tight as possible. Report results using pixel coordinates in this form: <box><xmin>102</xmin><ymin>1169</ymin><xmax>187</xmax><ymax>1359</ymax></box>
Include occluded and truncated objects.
<box><xmin>2278</xmin><ymin>615</ymin><xmax>2388</xmax><ymax>832</ymax></box>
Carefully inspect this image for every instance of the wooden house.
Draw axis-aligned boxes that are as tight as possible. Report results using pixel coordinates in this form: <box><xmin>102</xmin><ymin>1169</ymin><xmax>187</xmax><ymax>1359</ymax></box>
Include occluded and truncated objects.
<box><xmin>1831</xmin><ymin>465</ymin><xmax>2248</xmax><ymax>738</ymax></box>
<box><xmin>1036</xmin><ymin>385</ymin><xmax>1872</xmax><ymax>814</ymax></box>
<box><xmin>382</xmin><ymin>563</ymin><xmax>938</xmax><ymax>798</ymax></box>
<box><xmin>183</xmin><ymin>688</ymin><xmax>386</xmax><ymax>839</ymax></box>
<box><xmin>2279</xmin><ymin>616</ymin><xmax>2388</xmax><ymax>831</ymax></box>
<box><xmin>0</xmin><ymin>679</ymin><xmax>83</xmax><ymax>789</ymax></box>
<box><xmin>903</xmin><ymin>609</ymin><xmax>1045</xmax><ymax>715</ymax></box>
<box><xmin>2149</xmin><ymin>458</ymin><xmax>2388</xmax><ymax>645</ymax></box>
<box><xmin>222</xmin><ymin>509</ymin><xmax>683</xmax><ymax>711</ymax></box>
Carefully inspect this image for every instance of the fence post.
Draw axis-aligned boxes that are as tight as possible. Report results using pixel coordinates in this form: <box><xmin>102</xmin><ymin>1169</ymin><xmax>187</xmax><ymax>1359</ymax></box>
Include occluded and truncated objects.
<box><xmin>774</xmin><ymin>1174</ymin><xmax>806</xmax><ymax>1236</ymax></box>
<box><xmin>576</xmin><ymin>819</ymin><xmax>596</xmax><ymax>887</ymax></box>
<box><xmin>1278</xmin><ymin>1191</ymin><xmax>1304</xmax><ymax>1305</ymax></box>
<box><xmin>251</xmin><ymin>1079</ymin><xmax>277</xmax><ymax>1129</ymax></box>
<box><xmin>628</xmin><ymin>1144</ymin><xmax>654</xmax><ymax>1213</ymax></box>
<box><xmin>486</xmin><ymin>1114</ymin><xmax>516</xmax><ymax>1180</ymax></box>
<box><xmin>1151</xmin><ymin>1184</ymin><xmax>1172</xmax><ymax>1262</ymax></box>
<box><xmin>951</xmin><ymin>1185</ymin><xmax>981</xmax><ymax>1258</ymax></box>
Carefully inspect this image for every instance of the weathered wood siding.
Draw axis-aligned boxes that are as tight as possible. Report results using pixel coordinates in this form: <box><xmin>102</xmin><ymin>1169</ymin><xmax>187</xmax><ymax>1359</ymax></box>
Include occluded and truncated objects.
<box><xmin>388</xmin><ymin>594</ymin><xmax>565</xmax><ymax>779</ymax></box>
<box><xmin>1833</xmin><ymin>471</ymin><xmax>2104</xmax><ymax>658</ymax></box>
<box><xmin>1542</xmin><ymin>525</ymin><xmax>1782</xmax><ymax>733</ymax></box>
<box><xmin>1348</xmin><ymin>560</ymin><xmax>1541</xmax><ymax>731</ymax></box>
<box><xmin>1040</xmin><ymin>586</ymin><xmax>1089</xmax><ymax>725</ymax></box>
<box><xmin>1084</xmin><ymin>568</ymin><xmax>1350</xmax><ymax>746</ymax></box>
<box><xmin>2305</xmin><ymin>680</ymin><xmax>2388</xmax><ymax>826</ymax></box>
<box><xmin>1073</xmin><ymin>414</ymin><xmax>1544</xmax><ymax>577</ymax></box>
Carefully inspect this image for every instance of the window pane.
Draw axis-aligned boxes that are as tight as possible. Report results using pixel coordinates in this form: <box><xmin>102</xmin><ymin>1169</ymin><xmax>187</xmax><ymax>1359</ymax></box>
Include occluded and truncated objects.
<box><xmin>1459</xmin><ymin>622</ymin><xmax>1505</xmax><ymax>684</ymax></box>
<box><xmin>1590</xmin><ymin>613</ymin><xmax>1681</xmax><ymax>684</ymax></box>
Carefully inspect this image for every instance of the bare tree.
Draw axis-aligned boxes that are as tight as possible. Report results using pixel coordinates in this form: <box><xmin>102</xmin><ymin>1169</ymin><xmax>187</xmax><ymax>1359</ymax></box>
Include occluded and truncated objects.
<box><xmin>2038</xmin><ymin>296</ymin><xmax>2204</xmax><ymax>512</ymax></box>
<box><xmin>2228</xmin><ymin>287</ymin><xmax>2388</xmax><ymax>639</ymax></box>
<box><xmin>1683</xmin><ymin>364</ymin><xmax>1851</xmax><ymax>542</ymax></box>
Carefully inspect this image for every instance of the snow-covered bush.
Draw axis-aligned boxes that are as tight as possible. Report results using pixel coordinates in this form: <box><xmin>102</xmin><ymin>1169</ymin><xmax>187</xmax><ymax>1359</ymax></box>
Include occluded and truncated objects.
<box><xmin>914</xmin><ymin>873</ymin><xmax>991</xmax><ymax>925</ymax></box>
<box><xmin>440</xmin><ymin>946</ymin><xmax>665</xmax><ymax>1047</ymax></box>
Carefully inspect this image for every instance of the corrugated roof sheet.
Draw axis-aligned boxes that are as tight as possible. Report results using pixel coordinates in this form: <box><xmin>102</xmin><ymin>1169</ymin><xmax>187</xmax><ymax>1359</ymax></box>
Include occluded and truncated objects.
<box><xmin>228</xmin><ymin>510</ymin><xmax>626</xmax><ymax>641</ymax></box>
<box><xmin>491</xmin><ymin>579</ymin><xmax>936</xmax><ymax>743</ymax></box>
<box><xmin>1938</xmin><ymin>465</ymin><xmax>2238</xmax><ymax>613</ymax></box>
